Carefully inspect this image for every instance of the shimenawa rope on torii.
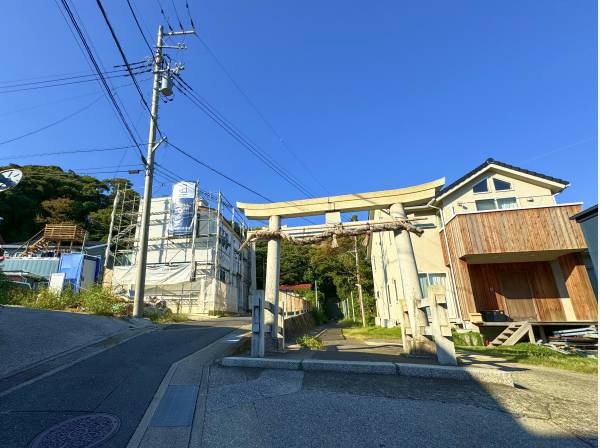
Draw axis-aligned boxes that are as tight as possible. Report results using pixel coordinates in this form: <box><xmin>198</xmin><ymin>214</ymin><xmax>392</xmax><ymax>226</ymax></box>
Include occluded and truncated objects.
<box><xmin>237</xmin><ymin>219</ymin><xmax>423</xmax><ymax>251</ymax></box>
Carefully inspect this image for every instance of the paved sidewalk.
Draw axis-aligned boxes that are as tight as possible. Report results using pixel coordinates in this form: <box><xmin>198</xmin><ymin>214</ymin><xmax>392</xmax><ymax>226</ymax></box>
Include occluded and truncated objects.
<box><xmin>194</xmin><ymin>359</ymin><xmax>596</xmax><ymax>448</ymax></box>
<box><xmin>133</xmin><ymin>324</ymin><xmax>596</xmax><ymax>447</ymax></box>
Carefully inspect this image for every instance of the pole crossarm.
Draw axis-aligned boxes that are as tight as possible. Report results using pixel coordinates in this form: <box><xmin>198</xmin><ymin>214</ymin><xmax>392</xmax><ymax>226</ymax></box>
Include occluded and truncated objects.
<box><xmin>238</xmin><ymin>218</ymin><xmax>422</xmax><ymax>251</ymax></box>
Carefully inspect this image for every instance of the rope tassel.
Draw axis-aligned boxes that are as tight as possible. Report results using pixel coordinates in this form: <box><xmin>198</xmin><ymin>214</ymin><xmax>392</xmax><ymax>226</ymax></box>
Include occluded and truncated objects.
<box><xmin>331</xmin><ymin>234</ymin><xmax>338</xmax><ymax>248</ymax></box>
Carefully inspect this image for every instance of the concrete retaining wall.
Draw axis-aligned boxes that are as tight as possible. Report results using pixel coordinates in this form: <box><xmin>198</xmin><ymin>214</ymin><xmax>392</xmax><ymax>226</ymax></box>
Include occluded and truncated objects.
<box><xmin>284</xmin><ymin>312</ymin><xmax>315</xmax><ymax>341</ymax></box>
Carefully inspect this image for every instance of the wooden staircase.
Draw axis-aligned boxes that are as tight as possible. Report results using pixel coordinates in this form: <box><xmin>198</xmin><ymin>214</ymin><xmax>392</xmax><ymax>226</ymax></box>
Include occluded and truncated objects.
<box><xmin>489</xmin><ymin>321</ymin><xmax>534</xmax><ymax>346</ymax></box>
<box><xmin>22</xmin><ymin>224</ymin><xmax>86</xmax><ymax>256</ymax></box>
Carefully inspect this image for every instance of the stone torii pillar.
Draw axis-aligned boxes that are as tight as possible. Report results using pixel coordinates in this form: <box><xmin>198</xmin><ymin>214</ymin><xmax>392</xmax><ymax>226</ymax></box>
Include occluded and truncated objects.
<box><xmin>390</xmin><ymin>203</ymin><xmax>430</xmax><ymax>354</ymax></box>
<box><xmin>264</xmin><ymin>215</ymin><xmax>283</xmax><ymax>350</ymax></box>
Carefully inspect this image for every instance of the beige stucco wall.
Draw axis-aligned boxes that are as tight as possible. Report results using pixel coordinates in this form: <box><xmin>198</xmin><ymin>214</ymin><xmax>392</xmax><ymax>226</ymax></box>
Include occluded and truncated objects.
<box><xmin>440</xmin><ymin>170</ymin><xmax>556</xmax><ymax>223</ymax></box>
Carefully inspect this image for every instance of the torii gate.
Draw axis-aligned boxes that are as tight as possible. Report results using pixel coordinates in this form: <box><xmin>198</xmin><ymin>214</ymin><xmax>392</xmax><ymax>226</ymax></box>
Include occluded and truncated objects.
<box><xmin>237</xmin><ymin>177</ymin><xmax>457</xmax><ymax>365</ymax></box>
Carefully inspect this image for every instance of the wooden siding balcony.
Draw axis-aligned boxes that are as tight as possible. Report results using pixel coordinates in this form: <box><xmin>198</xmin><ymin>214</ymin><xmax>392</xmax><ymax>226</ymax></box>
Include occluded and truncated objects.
<box><xmin>440</xmin><ymin>203</ymin><xmax>597</xmax><ymax>322</ymax></box>
<box><xmin>442</xmin><ymin>203</ymin><xmax>587</xmax><ymax>260</ymax></box>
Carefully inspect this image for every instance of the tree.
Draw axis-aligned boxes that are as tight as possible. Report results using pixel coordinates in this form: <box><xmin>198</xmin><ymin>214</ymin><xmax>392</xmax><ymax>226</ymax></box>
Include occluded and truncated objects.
<box><xmin>0</xmin><ymin>164</ymin><xmax>135</xmax><ymax>242</ymax></box>
<box><xmin>36</xmin><ymin>198</ymin><xmax>76</xmax><ymax>224</ymax></box>
<box><xmin>254</xmin><ymin>233</ymin><xmax>375</xmax><ymax>322</ymax></box>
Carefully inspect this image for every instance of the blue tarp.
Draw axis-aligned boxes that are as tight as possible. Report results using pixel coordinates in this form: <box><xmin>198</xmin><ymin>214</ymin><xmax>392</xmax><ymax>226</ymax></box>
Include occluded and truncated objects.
<box><xmin>58</xmin><ymin>253</ymin><xmax>100</xmax><ymax>292</ymax></box>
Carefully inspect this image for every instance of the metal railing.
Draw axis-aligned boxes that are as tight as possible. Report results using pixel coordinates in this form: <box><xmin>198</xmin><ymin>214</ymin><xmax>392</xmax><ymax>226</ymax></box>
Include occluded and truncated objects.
<box><xmin>450</xmin><ymin>194</ymin><xmax>556</xmax><ymax>215</ymax></box>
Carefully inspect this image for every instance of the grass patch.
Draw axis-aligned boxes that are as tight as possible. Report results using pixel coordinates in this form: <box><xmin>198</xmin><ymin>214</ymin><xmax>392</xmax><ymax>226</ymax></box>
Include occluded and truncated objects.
<box><xmin>458</xmin><ymin>343</ymin><xmax>598</xmax><ymax>374</ymax></box>
<box><xmin>296</xmin><ymin>334</ymin><xmax>324</xmax><ymax>350</ymax></box>
<box><xmin>452</xmin><ymin>330</ymin><xmax>484</xmax><ymax>346</ymax></box>
<box><xmin>144</xmin><ymin>310</ymin><xmax>189</xmax><ymax>324</ymax></box>
<box><xmin>341</xmin><ymin>324</ymin><xmax>402</xmax><ymax>340</ymax></box>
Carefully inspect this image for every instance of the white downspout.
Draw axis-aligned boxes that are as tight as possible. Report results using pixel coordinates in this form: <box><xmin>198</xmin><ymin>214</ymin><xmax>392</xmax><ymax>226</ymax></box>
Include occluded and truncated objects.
<box><xmin>426</xmin><ymin>198</ymin><xmax>464</xmax><ymax>327</ymax></box>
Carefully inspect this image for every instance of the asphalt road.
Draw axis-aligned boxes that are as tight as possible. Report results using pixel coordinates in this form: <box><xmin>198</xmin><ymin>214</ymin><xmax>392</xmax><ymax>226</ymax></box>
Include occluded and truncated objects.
<box><xmin>0</xmin><ymin>307</ymin><xmax>133</xmax><ymax>377</ymax></box>
<box><xmin>0</xmin><ymin>318</ymin><xmax>246</xmax><ymax>448</ymax></box>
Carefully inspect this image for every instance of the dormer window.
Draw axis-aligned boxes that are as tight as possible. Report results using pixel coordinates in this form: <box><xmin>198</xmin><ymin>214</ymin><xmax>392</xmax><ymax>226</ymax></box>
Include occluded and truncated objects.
<box><xmin>493</xmin><ymin>178</ymin><xmax>512</xmax><ymax>191</ymax></box>
<box><xmin>472</xmin><ymin>179</ymin><xmax>489</xmax><ymax>193</ymax></box>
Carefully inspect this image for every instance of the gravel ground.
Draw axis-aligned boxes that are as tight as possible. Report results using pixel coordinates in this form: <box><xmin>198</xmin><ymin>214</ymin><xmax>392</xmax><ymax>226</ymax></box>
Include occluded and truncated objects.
<box><xmin>0</xmin><ymin>306</ymin><xmax>132</xmax><ymax>377</ymax></box>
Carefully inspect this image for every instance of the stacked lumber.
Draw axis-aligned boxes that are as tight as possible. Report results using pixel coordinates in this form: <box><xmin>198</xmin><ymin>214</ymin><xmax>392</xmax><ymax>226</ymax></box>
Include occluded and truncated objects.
<box><xmin>545</xmin><ymin>326</ymin><xmax>598</xmax><ymax>356</ymax></box>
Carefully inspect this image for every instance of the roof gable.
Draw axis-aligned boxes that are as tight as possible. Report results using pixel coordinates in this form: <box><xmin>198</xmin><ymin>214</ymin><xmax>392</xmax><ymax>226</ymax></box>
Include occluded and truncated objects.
<box><xmin>435</xmin><ymin>158</ymin><xmax>569</xmax><ymax>202</ymax></box>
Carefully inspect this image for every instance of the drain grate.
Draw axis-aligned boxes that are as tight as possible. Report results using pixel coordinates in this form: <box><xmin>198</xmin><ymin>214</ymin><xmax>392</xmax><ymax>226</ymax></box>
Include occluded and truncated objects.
<box><xmin>30</xmin><ymin>413</ymin><xmax>120</xmax><ymax>448</ymax></box>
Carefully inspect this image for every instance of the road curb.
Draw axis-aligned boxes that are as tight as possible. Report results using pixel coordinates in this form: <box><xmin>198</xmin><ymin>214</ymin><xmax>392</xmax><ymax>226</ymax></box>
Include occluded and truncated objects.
<box><xmin>220</xmin><ymin>356</ymin><xmax>515</xmax><ymax>387</ymax></box>
<box><xmin>126</xmin><ymin>326</ymin><xmax>251</xmax><ymax>448</ymax></box>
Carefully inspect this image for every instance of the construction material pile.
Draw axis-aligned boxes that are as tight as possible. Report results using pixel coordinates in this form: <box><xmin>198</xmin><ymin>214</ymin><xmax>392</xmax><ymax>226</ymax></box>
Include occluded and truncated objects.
<box><xmin>545</xmin><ymin>326</ymin><xmax>598</xmax><ymax>356</ymax></box>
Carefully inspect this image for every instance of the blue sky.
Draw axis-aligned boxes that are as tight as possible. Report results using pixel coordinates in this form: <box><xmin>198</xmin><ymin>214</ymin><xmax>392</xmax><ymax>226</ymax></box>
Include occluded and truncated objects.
<box><xmin>1</xmin><ymin>0</ymin><xmax>597</xmax><ymax>225</ymax></box>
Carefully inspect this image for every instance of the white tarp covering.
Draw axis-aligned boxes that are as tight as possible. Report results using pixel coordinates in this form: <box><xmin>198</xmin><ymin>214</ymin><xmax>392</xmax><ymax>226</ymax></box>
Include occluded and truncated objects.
<box><xmin>112</xmin><ymin>263</ymin><xmax>192</xmax><ymax>286</ymax></box>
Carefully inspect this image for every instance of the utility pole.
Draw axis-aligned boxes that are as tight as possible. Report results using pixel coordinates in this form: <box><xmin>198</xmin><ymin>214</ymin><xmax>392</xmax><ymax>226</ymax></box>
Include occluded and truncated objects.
<box><xmin>314</xmin><ymin>281</ymin><xmax>319</xmax><ymax>310</ymax></box>
<box><xmin>350</xmin><ymin>290</ymin><xmax>356</xmax><ymax>322</ymax></box>
<box><xmin>353</xmin><ymin>235</ymin><xmax>367</xmax><ymax>327</ymax></box>
<box><xmin>133</xmin><ymin>25</ymin><xmax>195</xmax><ymax>318</ymax></box>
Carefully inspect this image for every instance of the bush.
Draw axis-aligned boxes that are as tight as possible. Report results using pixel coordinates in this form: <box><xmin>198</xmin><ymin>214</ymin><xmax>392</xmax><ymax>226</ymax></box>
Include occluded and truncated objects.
<box><xmin>31</xmin><ymin>288</ymin><xmax>79</xmax><ymax>310</ymax></box>
<box><xmin>1</xmin><ymin>278</ymin><xmax>127</xmax><ymax>318</ymax></box>
<box><xmin>79</xmin><ymin>285</ymin><xmax>120</xmax><ymax>315</ymax></box>
<box><xmin>297</xmin><ymin>334</ymin><xmax>324</xmax><ymax>350</ymax></box>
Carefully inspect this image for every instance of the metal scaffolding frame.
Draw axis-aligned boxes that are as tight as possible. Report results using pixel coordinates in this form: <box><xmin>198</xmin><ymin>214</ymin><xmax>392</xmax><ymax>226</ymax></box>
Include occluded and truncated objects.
<box><xmin>105</xmin><ymin>186</ymin><xmax>252</xmax><ymax>315</ymax></box>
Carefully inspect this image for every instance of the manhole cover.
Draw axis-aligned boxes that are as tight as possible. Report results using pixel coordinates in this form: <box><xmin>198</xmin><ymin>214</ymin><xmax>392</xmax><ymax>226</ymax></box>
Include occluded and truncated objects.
<box><xmin>30</xmin><ymin>413</ymin><xmax>120</xmax><ymax>448</ymax></box>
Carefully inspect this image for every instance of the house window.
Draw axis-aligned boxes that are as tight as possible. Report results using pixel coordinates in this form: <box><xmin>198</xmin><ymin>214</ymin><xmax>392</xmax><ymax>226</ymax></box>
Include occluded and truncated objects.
<box><xmin>475</xmin><ymin>197</ymin><xmax>518</xmax><ymax>211</ymax></box>
<box><xmin>418</xmin><ymin>273</ymin><xmax>448</xmax><ymax>298</ymax></box>
<box><xmin>472</xmin><ymin>179</ymin><xmax>489</xmax><ymax>193</ymax></box>
<box><xmin>475</xmin><ymin>199</ymin><xmax>496</xmax><ymax>211</ymax></box>
<box><xmin>493</xmin><ymin>178</ymin><xmax>512</xmax><ymax>191</ymax></box>
<box><xmin>497</xmin><ymin>197</ymin><xmax>517</xmax><ymax>209</ymax></box>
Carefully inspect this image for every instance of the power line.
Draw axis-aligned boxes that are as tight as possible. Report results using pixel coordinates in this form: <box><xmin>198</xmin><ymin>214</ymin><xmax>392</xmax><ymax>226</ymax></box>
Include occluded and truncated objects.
<box><xmin>167</xmin><ymin>142</ymin><xmax>274</xmax><ymax>202</ymax></box>
<box><xmin>0</xmin><ymin>144</ymin><xmax>140</xmax><ymax>161</ymax></box>
<box><xmin>196</xmin><ymin>36</ymin><xmax>331</xmax><ymax>195</ymax></box>
<box><xmin>0</xmin><ymin>96</ymin><xmax>102</xmax><ymax>147</ymax></box>
<box><xmin>55</xmin><ymin>0</ymin><xmax>144</xmax><ymax>160</ymax></box>
<box><xmin>0</xmin><ymin>65</ymin><xmax>149</xmax><ymax>89</ymax></box>
<box><xmin>171</xmin><ymin>77</ymin><xmax>316</xmax><ymax>198</ymax></box>
<box><xmin>0</xmin><ymin>63</ymin><xmax>144</xmax><ymax>84</ymax></box>
<box><xmin>0</xmin><ymin>89</ymin><xmax>104</xmax><ymax>118</ymax></box>
<box><xmin>125</xmin><ymin>0</ymin><xmax>154</xmax><ymax>54</ymax></box>
<box><xmin>23</xmin><ymin>169</ymin><xmax>143</xmax><ymax>178</ymax></box>
<box><xmin>184</xmin><ymin>0</ymin><xmax>196</xmax><ymax>29</ymax></box>
<box><xmin>0</xmin><ymin>69</ymin><xmax>151</xmax><ymax>95</ymax></box>
<box><xmin>173</xmin><ymin>76</ymin><xmax>315</xmax><ymax>197</ymax></box>
<box><xmin>96</xmin><ymin>0</ymin><xmax>154</xmax><ymax>123</ymax></box>
<box><xmin>155</xmin><ymin>0</ymin><xmax>175</xmax><ymax>32</ymax></box>
<box><xmin>169</xmin><ymin>0</ymin><xmax>184</xmax><ymax>29</ymax></box>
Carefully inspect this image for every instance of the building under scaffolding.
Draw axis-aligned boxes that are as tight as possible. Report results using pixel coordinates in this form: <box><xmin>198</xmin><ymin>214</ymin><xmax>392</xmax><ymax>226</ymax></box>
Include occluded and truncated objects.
<box><xmin>105</xmin><ymin>182</ymin><xmax>255</xmax><ymax>315</ymax></box>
